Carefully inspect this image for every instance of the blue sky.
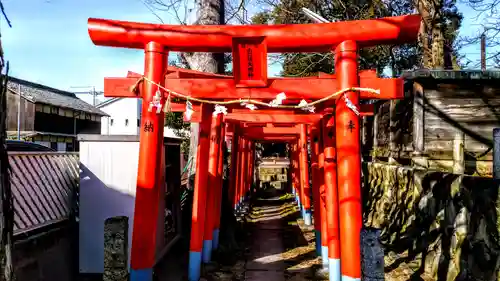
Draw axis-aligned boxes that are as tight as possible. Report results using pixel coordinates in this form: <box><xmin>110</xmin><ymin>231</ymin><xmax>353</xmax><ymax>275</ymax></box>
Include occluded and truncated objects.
<box><xmin>0</xmin><ymin>0</ymin><xmax>492</xmax><ymax>105</ymax></box>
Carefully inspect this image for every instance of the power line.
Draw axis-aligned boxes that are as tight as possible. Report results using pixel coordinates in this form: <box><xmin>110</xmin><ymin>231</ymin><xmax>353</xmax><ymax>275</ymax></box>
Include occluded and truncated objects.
<box><xmin>70</xmin><ymin>86</ymin><xmax>104</xmax><ymax>106</ymax></box>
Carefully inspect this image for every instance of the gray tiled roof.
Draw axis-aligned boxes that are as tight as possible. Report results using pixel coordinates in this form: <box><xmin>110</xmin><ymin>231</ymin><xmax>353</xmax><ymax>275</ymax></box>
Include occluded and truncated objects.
<box><xmin>6</xmin><ymin>76</ymin><xmax>108</xmax><ymax>116</ymax></box>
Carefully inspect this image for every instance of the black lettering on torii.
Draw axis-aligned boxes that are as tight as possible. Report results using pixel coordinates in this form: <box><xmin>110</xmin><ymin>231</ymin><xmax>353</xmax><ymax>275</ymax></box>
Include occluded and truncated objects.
<box><xmin>347</xmin><ymin>120</ymin><xmax>355</xmax><ymax>133</ymax></box>
<box><xmin>143</xmin><ymin>121</ymin><xmax>154</xmax><ymax>133</ymax></box>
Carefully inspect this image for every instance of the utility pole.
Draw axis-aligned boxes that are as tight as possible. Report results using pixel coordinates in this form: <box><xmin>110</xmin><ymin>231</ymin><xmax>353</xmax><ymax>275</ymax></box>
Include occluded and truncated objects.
<box><xmin>17</xmin><ymin>84</ymin><xmax>21</xmax><ymax>140</ymax></box>
<box><xmin>481</xmin><ymin>31</ymin><xmax>486</xmax><ymax>71</ymax></box>
<box><xmin>70</xmin><ymin>86</ymin><xmax>104</xmax><ymax>106</ymax></box>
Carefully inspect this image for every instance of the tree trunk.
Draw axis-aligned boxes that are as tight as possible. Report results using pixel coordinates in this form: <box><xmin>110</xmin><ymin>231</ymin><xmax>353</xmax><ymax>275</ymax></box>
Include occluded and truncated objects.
<box><xmin>184</xmin><ymin>0</ymin><xmax>242</xmax><ymax>253</ymax></box>
<box><xmin>415</xmin><ymin>0</ymin><xmax>432</xmax><ymax>68</ymax></box>
<box><xmin>431</xmin><ymin>22</ymin><xmax>445</xmax><ymax>69</ymax></box>
<box><xmin>414</xmin><ymin>0</ymin><xmax>446</xmax><ymax>69</ymax></box>
<box><xmin>185</xmin><ymin>0</ymin><xmax>225</xmax><ymax>176</ymax></box>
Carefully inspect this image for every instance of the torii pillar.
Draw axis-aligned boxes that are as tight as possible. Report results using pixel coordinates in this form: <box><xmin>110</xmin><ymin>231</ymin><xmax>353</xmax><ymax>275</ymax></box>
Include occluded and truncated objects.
<box><xmin>299</xmin><ymin>124</ymin><xmax>312</xmax><ymax>225</ymax></box>
<box><xmin>212</xmin><ymin>123</ymin><xmax>226</xmax><ymax>251</ymax></box>
<box><xmin>229</xmin><ymin>126</ymin><xmax>240</xmax><ymax>210</ymax></box>
<box><xmin>202</xmin><ymin>113</ymin><xmax>223</xmax><ymax>263</ymax></box>
<box><xmin>188</xmin><ymin>104</ymin><xmax>213</xmax><ymax>281</ymax></box>
<box><xmin>128</xmin><ymin>42</ymin><xmax>167</xmax><ymax>280</ymax></box>
<box><xmin>310</xmin><ymin>123</ymin><xmax>323</xmax><ymax>256</ymax></box>
<box><xmin>335</xmin><ymin>41</ymin><xmax>361</xmax><ymax>281</ymax></box>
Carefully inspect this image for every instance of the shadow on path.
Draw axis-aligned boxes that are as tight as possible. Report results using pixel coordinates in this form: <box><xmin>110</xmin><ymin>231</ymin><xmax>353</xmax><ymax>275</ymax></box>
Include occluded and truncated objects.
<box><xmin>155</xmin><ymin>187</ymin><xmax>323</xmax><ymax>280</ymax></box>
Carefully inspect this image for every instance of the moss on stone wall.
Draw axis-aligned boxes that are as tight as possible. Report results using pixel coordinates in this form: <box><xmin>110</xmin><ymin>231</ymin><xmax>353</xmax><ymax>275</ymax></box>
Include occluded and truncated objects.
<box><xmin>363</xmin><ymin>163</ymin><xmax>500</xmax><ymax>281</ymax></box>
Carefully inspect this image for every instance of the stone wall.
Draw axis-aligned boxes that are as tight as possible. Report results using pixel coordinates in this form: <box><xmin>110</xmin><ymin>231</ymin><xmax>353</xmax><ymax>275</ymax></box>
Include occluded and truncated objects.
<box><xmin>363</xmin><ymin>162</ymin><xmax>500</xmax><ymax>281</ymax></box>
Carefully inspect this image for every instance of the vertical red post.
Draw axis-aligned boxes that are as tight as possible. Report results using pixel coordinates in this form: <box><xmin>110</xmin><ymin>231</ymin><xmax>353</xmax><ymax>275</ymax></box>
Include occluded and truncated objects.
<box><xmin>289</xmin><ymin>143</ymin><xmax>296</xmax><ymax>197</ymax></box>
<box><xmin>318</xmin><ymin>129</ymin><xmax>329</xmax><ymax>270</ymax></box>
<box><xmin>244</xmin><ymin>140</ymin><xmax>250</xmax><ymax>200</ymax></box>
<box><xmin>322</xmin><ymin>112</ymin><xmax>341</xmax><ymax>281</ymax></box>
<box><xmin>299</xmin><ymin>124</ymin><xmax>312</xmax><ymax>225</ymax></box>
<box><xmin>246</xmin><ymin>141</ymin><xmax>253</xmax><ymax>196</ymax></box>
<box><xmin>246</xmin><ymin>141</ymin><xmax>254</xmax><ymax>197</ymax></box>
<box><xmin>290</xmin><ymin>143</ymin><xmax>298</xmax><ymax>203</ymax></box>
<box><xmin>212</xmin><ymin>123</ymin><xmax>226</xmax><ymax>250</ymax></box>
<box><xmin>310</xmin><ymin>124</ymin><xmax>322</xmax><ymax>256</ymax></box>
<box><xmin>229</xmin><ymin>129</ymin><xmax>239</xmax><ymax>209</ymax></box>
<box><xmin>129</xmin><ymin>42</ymin><xmax>167</xmax><ymax>281</ymax></box>
<box><xmin>292</xmin><ymin>142</ymin><xmax>302</xmax><ymax>208</ymax></box>
<box><xmin>202</xmin><ymin>113</ymin><xmax>222</xmax><ymax>263</ymax></box>
<box><xmin>237</xmin><ymin>136</ymin><xmax>244</xmax><ymax>208</ymax></box>
<box><xmin>290</xmin><ymin>144</ymin><xmax>297</xmax><ymax>199</ymax></box>
<box><xmin>335</xmin><ymin>40</ymin><xmax>362</xmax><ymax>281</ymax></box>
<box><xmin>251</xmin><ymin>142</ymin><xmax>256</xmax><ymax>194</ymax></box>
<box><xmin>188</xmin><ymin>103</ymin><xmax>213</xmax><ymax>281</ymax></box>
<box><xmin>238</xmin><ymin>138</ymin><xmax>248</xmax><ymax>208</ymax></box>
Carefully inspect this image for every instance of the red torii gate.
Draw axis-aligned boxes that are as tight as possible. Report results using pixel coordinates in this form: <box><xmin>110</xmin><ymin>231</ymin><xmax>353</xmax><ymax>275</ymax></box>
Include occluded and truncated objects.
<box><xmin>106</xmin><ymin>66</ymin><xmax>379</xmax><ymax>265</ymax></box>
<box><xmin>88</xmin><ymin>14</ymin><xmax>420</xmax><ymax>281</ymax></box>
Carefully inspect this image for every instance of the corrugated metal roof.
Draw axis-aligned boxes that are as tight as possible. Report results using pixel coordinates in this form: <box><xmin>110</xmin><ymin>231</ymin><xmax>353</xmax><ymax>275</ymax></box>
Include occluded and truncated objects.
<box><xmin>6</xmin><ymin>76</ymin><xmax>107</xmax><ymax>116</ymax></box>
<box><xmin>8</xmin><ymin>152</ymin><xmax>79</xmax><ymax>235</ymax></box>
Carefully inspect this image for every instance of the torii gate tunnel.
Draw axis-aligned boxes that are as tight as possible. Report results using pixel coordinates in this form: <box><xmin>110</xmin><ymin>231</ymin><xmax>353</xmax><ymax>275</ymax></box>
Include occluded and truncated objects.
<box><xmin>88</xmin><ymin>14</ymin><xmax>420</xmax><ymax>281</ymax></box>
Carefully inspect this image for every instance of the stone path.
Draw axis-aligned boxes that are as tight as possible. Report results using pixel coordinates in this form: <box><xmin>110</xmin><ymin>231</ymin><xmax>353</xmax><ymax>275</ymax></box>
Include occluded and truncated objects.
<box><xmin>155</xmin><ymin>188</ymin><xmax>322</xmax><ymax>281</ymax></box>
<box><xmin>244</xmin><ymin>195</ymin><xmax>288</xmax><ymax>281</ymax></box>
<box><xmin>241</xmin><ymin>189</ymin><xmax>323</xmax><ymax>281</ymax></box>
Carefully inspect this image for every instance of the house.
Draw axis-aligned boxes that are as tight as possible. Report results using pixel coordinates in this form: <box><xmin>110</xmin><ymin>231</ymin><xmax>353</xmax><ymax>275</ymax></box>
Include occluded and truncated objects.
<box><xmin>96</xmin><ymin>97</ymin><xmax>184</xmax><ymax>139</ymax></box>
<box><xmin>6</xmin><ymin>76</ymin><xmax>108</xmax><ymax>151</ymax></box>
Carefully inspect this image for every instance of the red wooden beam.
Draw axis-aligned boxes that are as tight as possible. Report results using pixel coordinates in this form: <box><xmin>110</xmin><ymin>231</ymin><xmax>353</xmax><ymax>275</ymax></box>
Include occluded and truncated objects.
<box><xmin>230</xmin><ymin>106</ymin><xmax>374</xmax><ymax>116</ymax></box>
<box><xmin>104</xmin><ymin>76</ymin><xmax>403</xmax><ymax>100</ymax></box>
<box><xmin>226</xmin><ymin>132</ymin><xmax>298</xmax><ymax>142</ymax></box>
<box><xmin>172</xmin><ymin>103</ymin><xmax>373</xmax><ymax>115</ymax></box>
<box><xmin>128</xmin><ymin>68</ymin><xmax>231</xmax><ymax>79</ymax></box>
<box><xmin>224</xmin><ymin>113</ymin><xmax>322</xmax><ymax>124</ymax></box>
<box><xmin>226</xmin><ymin>123</ymin><xmax>298</xmax><ymax>135</ymax></box>
<box><xmin>240</xmin><ymin>126</ymin><xmax>301</xmax><ymax>135</ymax></box>
<box><xmin>88</xmin><ymin>15</ymin><xmax>420</xmax><ymax>52</ymax></box>
<box><xmin>184</xmin><ymin>104</ymin><xmax>374</xmax><ymax>122</ymax></box>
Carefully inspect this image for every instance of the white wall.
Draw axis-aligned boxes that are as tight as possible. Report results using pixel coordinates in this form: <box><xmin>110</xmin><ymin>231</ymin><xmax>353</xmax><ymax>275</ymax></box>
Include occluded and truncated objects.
<box><xmin>100</xmin><ymin>99</ymin><xmax>140</xmax><ymax>135</ymax></box>
<box><xmin>99</xmin><ymin>98</ymin><xmax>183</xmax><ymax>140</ymax></box>
<box><xmin>79</xmin><ymin>141</ymin><xmax>139</xmax><ymax>273</ymax></box>
<box><xmin>79</xmin><ymin>140</ymin><xmax>168</xmax><ymax>274</ymax></box>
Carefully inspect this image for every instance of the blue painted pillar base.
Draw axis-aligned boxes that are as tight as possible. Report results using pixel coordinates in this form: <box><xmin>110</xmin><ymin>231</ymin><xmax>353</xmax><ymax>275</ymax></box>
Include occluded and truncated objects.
<box><xmin>188</xmin><ymin>251</ymin><xmax>202</xmax><ymax>281</ymax></box>
<box><xmin>341</xmin><ymin>275</ymin><xmax>361</xmax><ymax>281</ymax></box>
<box><xmin>130</xmin><ymin>268</ymin><xmax>153</xmax><ymax>281</ymax></box>
<box><xmin>321</xmin><ymin>246</ymin><xmax>329</xmax><ymax>270</ymax></box>
<box><xmin>202</xmin><ymin>240</ymin><xmax>213</xmax><ymax>263</ymax></box>
<box><xmin>212</xmin><ymin>229</ymin><xmax>220</xmax><ymax>250</ymax></box>
<box><xmin>314</xmin><ymin>230</ymin><xmax>321</xmax><ymax>256</ymax></box>
<box><xmin>304</xmin><ymin>210</ymin><xmax>312</xmax><ymax>226</ymax></box>
<box><xmin>328</xmin><ymin>258</ymin><xmax>341</xmax><ymax>281</ymax></box>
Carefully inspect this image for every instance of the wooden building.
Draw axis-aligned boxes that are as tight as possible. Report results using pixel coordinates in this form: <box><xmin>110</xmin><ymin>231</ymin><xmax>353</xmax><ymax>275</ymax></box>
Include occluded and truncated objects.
<box><xmin>363</xmin><ymin>69</ymin><xmax>500</xmax><ymax>177</ymax></box>
<box><xmin>258</xmin><ymin>157</ymin><xmax>289</xmax><ymax>189</ymax></box>
<box><xmin>5</xmin><ymin>76</ymin><xmax>107</xmax><ymax>151</ymax></box>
